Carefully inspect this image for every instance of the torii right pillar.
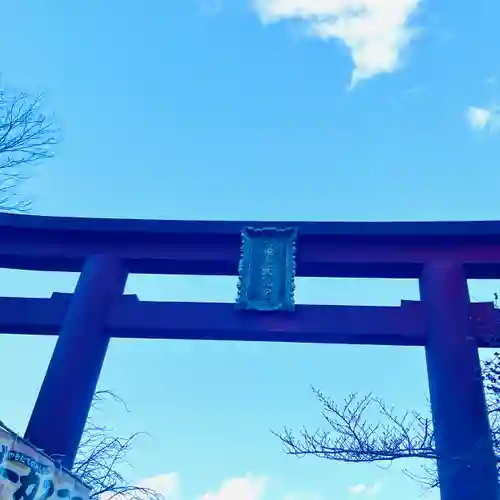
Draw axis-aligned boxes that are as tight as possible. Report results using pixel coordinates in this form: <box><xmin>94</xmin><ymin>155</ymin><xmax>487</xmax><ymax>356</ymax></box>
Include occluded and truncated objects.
<box><xmin>420</xmin><ymin>261</ymin><xmax>499</xmax><ymax>500</ymax></box>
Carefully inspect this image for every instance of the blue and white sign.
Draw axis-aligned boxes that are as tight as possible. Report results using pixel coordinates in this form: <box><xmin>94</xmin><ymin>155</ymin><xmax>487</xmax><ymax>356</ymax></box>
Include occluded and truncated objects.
<box><xmin>0</xmin><ymin>425</ymin><xmax>90</xmax><ymax>500</ymax></box>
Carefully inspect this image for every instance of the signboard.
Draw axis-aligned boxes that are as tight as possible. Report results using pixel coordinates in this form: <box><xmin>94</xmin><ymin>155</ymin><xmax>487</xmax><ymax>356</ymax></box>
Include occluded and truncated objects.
<box><xmin>0</xmin><ymin>425</ymin><xmax>90</xmax><ymax>500</ymax></box>
<box><xmin>235</xmin><ymin>227</ymin><xmax>298</xmax><ymax>311</ymax></box>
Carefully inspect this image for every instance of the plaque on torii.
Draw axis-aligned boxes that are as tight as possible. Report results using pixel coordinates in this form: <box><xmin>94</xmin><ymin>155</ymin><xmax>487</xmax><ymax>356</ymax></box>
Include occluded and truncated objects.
<box><xmin>235</xmin><ymin>227</ymin><xmax>298</xmax><ymax>312</ymax></box>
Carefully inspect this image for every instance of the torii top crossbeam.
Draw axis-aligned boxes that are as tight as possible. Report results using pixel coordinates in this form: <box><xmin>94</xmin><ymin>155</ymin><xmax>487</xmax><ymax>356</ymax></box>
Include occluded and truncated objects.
<box><xmin>2</xmin><ymin>213</ymin><xmax>500</xmax><ymax>277</ymax></box>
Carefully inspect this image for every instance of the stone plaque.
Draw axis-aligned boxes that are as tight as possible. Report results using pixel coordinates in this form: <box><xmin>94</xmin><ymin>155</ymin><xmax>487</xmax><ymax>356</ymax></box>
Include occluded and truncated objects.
<box><xmin>235</xmin><ymin>227</ymin><xmax>298</xmax><ymax>311</ymax></box>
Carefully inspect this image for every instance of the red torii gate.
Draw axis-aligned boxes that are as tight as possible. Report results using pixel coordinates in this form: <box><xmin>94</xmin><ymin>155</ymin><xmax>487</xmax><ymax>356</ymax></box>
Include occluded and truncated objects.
<box><xmin>1</xmin><ymin>213</ymin><xmax>500</xmax><ymax>500</ymax></box>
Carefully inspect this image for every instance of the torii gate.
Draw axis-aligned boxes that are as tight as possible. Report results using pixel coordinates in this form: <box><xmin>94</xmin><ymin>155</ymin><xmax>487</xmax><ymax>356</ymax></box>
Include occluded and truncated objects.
<box><xmin>1</xmin><ymin>213</ymin><xmax>500</xmax><ymax>500</ymax></box>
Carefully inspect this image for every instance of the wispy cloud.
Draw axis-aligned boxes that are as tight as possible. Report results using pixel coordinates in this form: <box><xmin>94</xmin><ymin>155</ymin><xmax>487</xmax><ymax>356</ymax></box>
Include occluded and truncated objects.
<box><xmin>100</xmin><ymin>473</ymin><xmax>181</xmax><ymax>500</ymax></box>
<box><xmin>348</xmin><ymin>482</ymin><xmax>382</xmax><ymax>496</ymax></box>
<box><xmin>126</xmin><ymin>473</ymin><xmax>321</xmax><ymax>500</ymax></box>
<box><xmin>350</xmin><ymin>484</ymin><xmax>366</xmax><ymax>494</ymax></box>
<box><xmin>465</xmin><ymin>105</ymin><xmax>500</xmax><ymax>132</ymax></box>
<box><xmin>139</xmin><ymin>474</ymin><xmax>181</xmax><ymax>499</ymax></box>
<box><xmin>252</xmin><ymin>0</ymin><xmax>422</xmax><ymax>87</ymax></box>
<box><xmin>199</xmin><ymin>474</ymin><xmax>267</xmax><ymax>500</ymax></box>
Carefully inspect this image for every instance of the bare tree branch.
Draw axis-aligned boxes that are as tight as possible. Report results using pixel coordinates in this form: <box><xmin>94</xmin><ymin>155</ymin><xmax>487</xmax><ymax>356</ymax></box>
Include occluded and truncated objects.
<box><xmin>275</xmin><ymin>387</ymin><xmax>436</xmax><ymax>463</ymax></box>
<box><xmin>74</xmin><ymin>391</ymin><xmax>162</xmax><ymax>500</ymax></box>
<box><xmin>0</xmin><ymin>85</ymin><xmax>58</xmax><ymax>212</ymax></box>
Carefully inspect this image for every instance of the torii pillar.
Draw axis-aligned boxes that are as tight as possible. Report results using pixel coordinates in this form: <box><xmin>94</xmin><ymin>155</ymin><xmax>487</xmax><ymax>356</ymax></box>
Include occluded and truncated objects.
<box><xmin>24</xmin><ymin>255</ymin><xmax>128</xmax><ymax>469</ymax></box>
<box><xmin>420</xmin><ymin>261</ymin><xmax>499</xmax><ymax>500</ymax></box>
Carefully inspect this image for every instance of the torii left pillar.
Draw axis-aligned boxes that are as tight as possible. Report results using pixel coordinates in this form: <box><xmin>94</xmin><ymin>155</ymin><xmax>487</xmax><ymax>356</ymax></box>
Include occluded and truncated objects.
<box><xmin>25</xmin><ymin>255</ymin><xmax>128</xmax><ymax>469</ymax></box>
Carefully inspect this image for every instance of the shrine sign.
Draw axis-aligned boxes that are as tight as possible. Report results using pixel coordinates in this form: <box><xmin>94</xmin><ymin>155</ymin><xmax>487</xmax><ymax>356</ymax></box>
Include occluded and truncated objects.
<box><xmin>0</xmin><ymin>425</ymin><xmax>89</xmax><ymax>500</ymax></box>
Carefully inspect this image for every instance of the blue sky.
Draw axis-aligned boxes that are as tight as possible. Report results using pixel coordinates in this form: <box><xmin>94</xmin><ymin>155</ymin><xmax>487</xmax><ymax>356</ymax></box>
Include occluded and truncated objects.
<box><xmin>1</xmin><ymin>0</ymin><xmax>500</xmax><ymax>499</ymax></box>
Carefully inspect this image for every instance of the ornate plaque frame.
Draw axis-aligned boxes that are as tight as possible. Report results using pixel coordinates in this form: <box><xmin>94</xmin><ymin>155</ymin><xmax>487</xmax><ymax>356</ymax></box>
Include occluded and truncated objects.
<box><xmin>235</xmin><ymin>226</ymin><xmax>298</xmax><ymax>311</ymax></box>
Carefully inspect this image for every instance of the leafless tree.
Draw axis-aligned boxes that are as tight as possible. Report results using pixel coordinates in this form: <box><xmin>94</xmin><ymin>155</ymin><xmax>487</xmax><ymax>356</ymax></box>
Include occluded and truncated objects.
<box><xmin>74</xmin><ymin>391</ymin><xmax>162</xmax><ymax>500</ymax></box>
<box><xmin>0</xmin><ymin>85</ymin><xmax>57</xmax><ymax>212</ymax></box>
<box><xmin>274</xmin><ymin>388</ymin><xmax>440</xmax><ymax>488</ymax></box>
<box><xmin>274</xmin><ymin>348</ymin><xmax>500</xmax><ymax>490</ymax></box>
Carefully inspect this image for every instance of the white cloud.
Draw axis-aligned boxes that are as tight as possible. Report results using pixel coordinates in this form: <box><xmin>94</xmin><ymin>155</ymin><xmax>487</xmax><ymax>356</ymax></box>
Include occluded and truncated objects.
<box><xmin>348</xmin><ymin>482</ymin><xmax>382</xmax><ymax>496</ymax></box>
<box><xmin>139</xmin><ymin>474</ymin><xmax>181</xmax><ymax>499</ymax></box>
<box><xmin>252</xmin><ymin>0</ymin><xmax>422</xmax><ymax>87</ymax></box>
<box><xmin>100</xmin><ymin>473</ymin><xmax>181</xmax><ymax>500</ymax></box>
<box><xmin>349</xmin><ymin>484</ymin><xmax>366</xmax><ymax>494</ymax></box>
<box><xmin>121</xmin><ymin>473</ymin><xmax>321</xmax><ymax>500</ymax></box>
<box><xmin>466</xmin><ymin>106</ymin><xmax>493</xmax><ymax>130</ymax></box>
<box><xmin>198</xmin><ymin>475</ymin><xmax>267</xmax><ymax>500</ymax></box>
